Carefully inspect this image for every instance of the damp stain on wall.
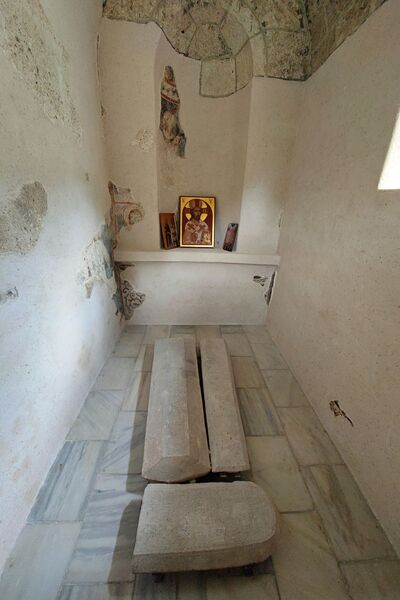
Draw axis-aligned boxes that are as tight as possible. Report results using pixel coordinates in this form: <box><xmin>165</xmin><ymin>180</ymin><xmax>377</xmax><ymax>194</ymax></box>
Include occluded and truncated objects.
<box><xmin>0</xmin><ymin>182</ymin><xmax>48</xmax><ymax>254</ymax></box>
<box><xmin>0</xmin><ymin>0</ymin><xmax>80</xmax><ymax>136</ymax></box>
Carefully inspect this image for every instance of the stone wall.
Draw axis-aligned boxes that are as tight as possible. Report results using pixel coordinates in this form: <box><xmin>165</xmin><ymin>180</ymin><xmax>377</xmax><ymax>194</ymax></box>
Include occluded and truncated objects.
<box><xmin>103</xmin><ymin>0</ymin><xmax>386</xmax><ymax>96</ymax></box>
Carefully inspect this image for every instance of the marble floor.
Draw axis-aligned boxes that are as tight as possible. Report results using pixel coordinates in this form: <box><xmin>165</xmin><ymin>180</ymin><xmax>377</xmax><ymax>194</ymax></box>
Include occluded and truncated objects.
<box><xmin>1</xmin><ymin>324</ymin><xmax>399</xmax><ymax>599</ymax></box>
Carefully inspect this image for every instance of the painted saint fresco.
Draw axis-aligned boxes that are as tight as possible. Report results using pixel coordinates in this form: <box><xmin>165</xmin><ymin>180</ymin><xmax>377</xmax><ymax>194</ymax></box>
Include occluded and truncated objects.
<box><xmin>108</xmin><ymin>181</ymin><xmax>145</xmax><ymax>241</ymax></box>
<box><xmin>160</xmin><ymin>66</ymin><xmax>186</xmax><ymax>158</ymax></box>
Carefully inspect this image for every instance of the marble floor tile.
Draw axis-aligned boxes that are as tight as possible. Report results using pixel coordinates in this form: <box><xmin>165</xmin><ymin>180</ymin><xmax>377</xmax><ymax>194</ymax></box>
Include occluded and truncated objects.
<box><xmin>302</xmin><ymin>465</ymin><xmax>396</xmax><ymax>561</ymax></box>
<box><xmin>278</xmin><ymin>407</ymin><xmax>342</xmax><ymax>465</ymax></box>
<box><xmin>206</xmin><ymin>574</ymin><xmax>279</xmax><ymax>599</ymax></box>
<box><xmin>195</xmin><ymin>325</ymin><xmax>221</xmax><ymax>342</ymax></box>
<box><xmin>125</xmin><ymin>324</ymin><xmax>147</xmax><ymax>334</ymax></box>
<box><xmin>123</xmin><ymin>371</ymin><xmax>151</xmax><ymax>411</ymax></box>
<box><xmin>243</xmin><ymin>325</ymin><xmax>274</xmax><ymax>344</ymax></box>
<box><xmin>143</xmin><ymin>325</ymin><xmax>171</xmax><ymax>344</ymax></box>
<box><xmin>29</xmin><ymin>441</ymin><xmax>103</xmax><ymax>521</ymax></box>
<box><xmin>67</xmin><ymin>391</ymin><xmax>123</xmax><ymax>441</ymax></box>
<box><xmin>113</xmin><ymin>332</ymin><xmax>144</xmax><ymax>358</ymax></box>
<box><xmin>134</xmin><ymin>345</ymin><xmax>154</xmax><ymax>373</ymax></box>
<box><xmin>251</xmin><ymin>342</ymin><xmax>287</xmax><ymax>370</ymax></box>
<box><xmin>246</xmin><ymin>436</ymin><xmax>313</xmax><ymax>512</ymax></box>
<box><xmin>133</xmin><ymin>574</ymin><xmax>176</xmax><ymax>599</ymax></box>
<box><xmin>262</xmin><ymin>370</ymin><xmax>308</xmax><ymax>407</ymax></box>
<box><xmin>219</xmin><ymin>325</ymin><xmax>243</xmax><ymax>333</ymax></box>
<box><xmin>58</xmin><ymin>583</ymin><xmax>134</xmax><ymax>600</ymax></box>
<box><xmin>0</xmin><ymin>522</ymin><xmax>80</xmax><ymax>600</ymax></box>
<box><xmin>170</xmin><ymin>325</ymin><xmax>196</xmax><ymax>338</ymax></box>
<box><xmin>341</xmin><ymin>560</ymin><xmax>400</xmax><ymax>600</ymax></box>
<box><xmin>273</xmin><ymin>512</ymin><xmax>349</xmax><ymax>600</ymax></box>
<box><xmin>231</xmin><ymin>357</ymin><xmax>264</xmax><ymax>388</ymax></box>
<box><xmin>222</xmin><ymin>333</ymin><xmax>253</xmax><ymax>356</ymax></box>
<box><xmin>101</xmin><ymin>411</ymin><xmax>147</xmax><ymax>475</ymax></box>
<box><xmin>238</xmin><ymin>388</ymin><xmax>283</xmax><ymax>435</ymax></box>
<box><xmin>65</xmin><ymin>474</ymin><xmax>146</xmax><ymax>583</ymax></box>
<box><xmin>95</xmin><ymin>357</ymin><xmax>135</xmax><ymax>391</ymax></box>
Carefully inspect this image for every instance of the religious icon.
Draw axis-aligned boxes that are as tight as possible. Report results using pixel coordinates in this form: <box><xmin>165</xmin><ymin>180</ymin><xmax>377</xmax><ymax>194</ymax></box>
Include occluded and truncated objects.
<box><xmin>223</xmin><ymin>223</ymin><xmax>238</xmax><ymax>252</ymax></box>
<box><xmin>159</xmin><ymin>213</ymin><xmax>178</xmax><ymax>249</ymax></box>
<box><xmin>179</xmin><ymin>196</ymin><xmax>215</xmax><ymax>248</ymax></box>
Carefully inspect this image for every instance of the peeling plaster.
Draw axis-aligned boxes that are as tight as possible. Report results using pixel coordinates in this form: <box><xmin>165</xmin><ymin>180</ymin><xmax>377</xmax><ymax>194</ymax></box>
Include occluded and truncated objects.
<box><xmin>131</xmin><ymin>128</ymin><xmax>155</xmax><ymax>152</ymax></box>
<box><xmin>78</xmin><ymin>224</ymin><xmax>114</xmax><ymax>298</ymax></box>
<box><xmin>0</xmin><ymin>0</ymin><xmax>80</xmax><ymax>136</ymax></box>
<box><xmin>0</xmin><ymin>182</ymin><xmax>48</xmax><ymax>254</ymax></box>
<box><xmin>108</xmin><ymin>181</ymin><xmax>145</xmax><ymax>240</ymax></box>
<box><xmin>329</xmin><ymin>400</ymin><xmax>354</xmax><ymax>427</ymax></box>
<box><xmin>0</xmin><ymin>287</ymin><xmax>19</xmax><ymax>306</ymax></box>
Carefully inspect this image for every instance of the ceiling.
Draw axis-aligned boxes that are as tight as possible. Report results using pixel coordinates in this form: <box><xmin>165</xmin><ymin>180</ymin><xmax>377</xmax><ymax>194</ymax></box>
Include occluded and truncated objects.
<box><xmin>103</xmin><ymin>0</ymin><xmax>386</xmax><ymax>96</ymax></box>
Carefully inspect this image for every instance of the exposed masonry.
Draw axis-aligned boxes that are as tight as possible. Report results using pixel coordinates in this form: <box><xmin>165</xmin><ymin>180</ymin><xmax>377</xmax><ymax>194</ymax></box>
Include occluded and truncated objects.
<box><xmin>104</xmin><ymin>0</ymin><xmax>387</xmax><ymax>97</ymax></box>
<box><xmin>0</xmin><ymin>0</ymin><xmax>80</xmax><ymax>136</ymax></box>
<box><xmin>0</xmin><ymin>182</ymin><xmax>48</xmax><ymax>254</ymax></box>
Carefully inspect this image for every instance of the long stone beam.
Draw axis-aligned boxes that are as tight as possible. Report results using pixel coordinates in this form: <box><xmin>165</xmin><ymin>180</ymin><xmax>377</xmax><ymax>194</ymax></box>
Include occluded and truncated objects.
<box><xmin>142</xmin><ymin>336</ymin><xmax>210</xmax><ymax>482</ymax></box>
<box><xmin>200</xmin><ymin>338</ymin><xmax>250</xmax><ymax>473</ymax></box>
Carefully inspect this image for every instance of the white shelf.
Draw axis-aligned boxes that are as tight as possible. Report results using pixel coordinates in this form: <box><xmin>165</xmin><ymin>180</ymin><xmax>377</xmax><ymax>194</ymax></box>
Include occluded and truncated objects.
<box><xmin>114</xmin><ymin>249</ymin><xmax>280</xmax><ymax>266</ymax></box>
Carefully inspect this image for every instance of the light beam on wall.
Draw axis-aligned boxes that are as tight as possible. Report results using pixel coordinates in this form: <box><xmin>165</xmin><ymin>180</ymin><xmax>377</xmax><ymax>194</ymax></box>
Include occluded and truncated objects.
<box><xmin>379</xmin><ymin>107</ymin><xmax>400</xmax><ymax>190</ymax></box>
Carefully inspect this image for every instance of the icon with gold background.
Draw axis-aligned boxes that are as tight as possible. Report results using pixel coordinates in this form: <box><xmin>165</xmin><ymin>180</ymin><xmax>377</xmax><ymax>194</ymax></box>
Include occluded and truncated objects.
<box><xmin>179</xmin><ymin>196</ymin><xmax>215</xmax><ymax>247</ymax></box>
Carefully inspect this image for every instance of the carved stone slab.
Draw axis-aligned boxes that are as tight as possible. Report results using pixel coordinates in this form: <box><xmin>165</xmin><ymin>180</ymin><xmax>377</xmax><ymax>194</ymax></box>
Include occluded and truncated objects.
<box><xmin>132</xmin><ymin>481</ymin><xmax>278</xmax><ymax>573</ymax></box>
<box><xmin>200</xmin><ymin>338</ymin><xmax>250</xmax><ymax>473</ymax></box>
<box><xmin>142</xmin><ymin>336</ymin><xmax>210</xmax><ymax>482</ymax></box>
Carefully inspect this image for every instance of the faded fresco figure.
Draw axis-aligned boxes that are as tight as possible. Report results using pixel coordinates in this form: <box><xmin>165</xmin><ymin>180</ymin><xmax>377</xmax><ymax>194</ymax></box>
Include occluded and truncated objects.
<box><xmin>160</xmin><ymin>66</ymin><xmax>186</xmax><ymax>158</ymax></box>
<box><xmin>182</xmin><ymin>199</ymin><xmax>211</xmax><ymax>246</ymax></box>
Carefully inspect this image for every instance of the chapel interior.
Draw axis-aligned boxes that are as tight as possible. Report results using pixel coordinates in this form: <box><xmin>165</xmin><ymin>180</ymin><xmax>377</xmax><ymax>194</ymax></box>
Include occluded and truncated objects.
<box><xmin>1</xmin><ymin>0</ymin><xmax>400</xmax><ymax>598</ymax></box>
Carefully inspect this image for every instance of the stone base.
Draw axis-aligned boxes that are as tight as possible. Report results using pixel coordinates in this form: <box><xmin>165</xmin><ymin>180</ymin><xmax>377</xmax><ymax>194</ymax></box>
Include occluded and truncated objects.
<box><xmin>132</xmin><ymin>482</ymin><xmax>278</xmax><ymax>573</ymax></box>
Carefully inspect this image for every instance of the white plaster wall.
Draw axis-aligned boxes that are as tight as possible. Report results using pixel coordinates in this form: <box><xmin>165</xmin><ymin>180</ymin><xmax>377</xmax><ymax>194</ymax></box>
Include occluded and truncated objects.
<box><xmin>99</xmin><ymin>19</ymin><xmax>162</xmax><ymax>251</ymax></box>
<box><xmin>267</xmin><ymin>0</ymin><xmax>400</xmax><ymax>554</ymax></box>
<box><xmin>237</xmin><ymin>77</ymin><xmax>303</xmax><ymax>255</ymax></box>
<box><xmin>0</xmin><ymin>0</ymin><xmax>120</xmax><ymax>572</ymax></box>
<box><xmin>125</xmin><ymin>262</ymin><xmax>275</xmax><ymax>325</ymax></box>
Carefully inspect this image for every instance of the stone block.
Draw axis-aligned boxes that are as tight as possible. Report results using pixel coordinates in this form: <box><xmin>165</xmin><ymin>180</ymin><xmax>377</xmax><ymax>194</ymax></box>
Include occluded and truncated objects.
<box><xmin>153</xmin><ymin>1</ymin><xmax>197</xmax><ymax>55</ymax></box>
<box><xmin>187</xmin><ymin>0</ymin><xmax>228</xmax><ymax>24</ymax></box>
<box><xmin>188</xmin><ymin>23</ymin><xmax>230</xmax><ymax>60</ymax></box>
<box><xmin>266</xmin><ymin>30</ymin><xmax>310</xmax><ymax>80</ymax></box>
<box><xmin>103</xmin><ymin>0</ymin><xmax>158</xmax><ymax>23</ymax></box>
<box><xmin>132</xmin><ymin>482</ymin><xmax>278</xmax><ymax>572</ymax></box>
<box><xmin>236</xmin><ymin>40</ymin><xmax>253</xmax><ymax>90</ymax></box>
<box><xmin>221</xmin><ymin>13</ymin><xmax>248</xmax><ymax>56</ymax></box>
<box><xmin>142</xmin><ymin>337</ymin><xmax>210</xmax><ymax>482</ymax></box>
<box><xmin>200</xmin><ymin>338</ymin><xmax>249</xmax><ymax>473</ymax></box>
<box><xmin>200</xmin><ymin>57</ymin><xmax>236</xmax><ymax>97</ymax></box>
<box><xmin>249</xmin><ymin>33</ymin><xmax>267</xmax><ymax>76</ymax></box>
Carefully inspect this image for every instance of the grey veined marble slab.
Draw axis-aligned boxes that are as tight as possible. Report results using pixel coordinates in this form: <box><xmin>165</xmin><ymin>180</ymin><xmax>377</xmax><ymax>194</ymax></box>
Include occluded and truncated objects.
<box><xmin>278</xmin><ymin>407</ymin><xmax>342</xmax><ymax>465</ymax></box>
<box><xmin>58</xmin><ymin>583</ymin><xmax>134</xmax><ymax>600</ymax></box>
<box><xmin>221</xmin><ymin>333</ymin><xmax>253</xmax><ymax>357</ymax></box>
<box><xmin>238</xmin><ymin>388</ymin><xmax>283</xmax><ymax>435</ymax></box>
<box><xmin>302</xmin><ymin>465</ymin><xmax>396</xmax><ymax>561</ymax></box>
<box><xmin>273</xmin><ymin>512</ymin><xmax>349</xmax><ymax>600</ymax></box>
<box><xmin>251</xmin><ymin>342</ymin><xmax>287</xmax><ymax>370</ymax></box>
<box><xmin>143</xmin><ymin>325</ymin><xmax>171</xmax><ymax>344</ymax></box>
<box><xmin>29</xmin><ymin>441</ymin><xmax>103</xmax><ymax>521</ymax></box>
<box><xmin>123</xmin><ymin>371</ymin><xmax>151</xmax><ymax>411</ymax></box>
<box><xmin>0</xmin><ymin>522</ymin><xmax>80</xmax><ymax>600</ymax></box>
<box><xmin>231</xmin><ymin>357</ymin><xmax>264</xmax><ymax>388</ymax></box>
<box><xmin>113</xmin><ymin>332</ymin><xmax>144</xmax><ymax>358</ymax></box>
<box><xmin>341</xmin><ymin>560</ymin><xmax>400</xmax><ymax>600</ymax></box>
<box><xmin>67</xmin><ymin>391</ymin><xmax>123</xmax><ymax>441</ymax></box>
<box><xmin>101</xmin><ymin>411</ymin><xmax>147</xmax><ymax>475</ymax></box>
<box><xmin>65</xmin><ymin>474</ymin><xmax>146</xmax><ymax>583</ymax></box>
<box><xmin>206</xmin><ymin>574</ymin><xmax>279</xmax><ymax>599</ymax></box>
<box><xmin>246</xmin><ymin>436</ymin><xmax>312</xmax><ymax>512</ymax></box>
<box><xmin>95</xmin><ymin>357</ymin><xmax>135</xmax><ymax>391</ymax></box>
<box><xmin>134</xmin><ymin>345</ymin><xmax>154</xmax><ymax>373</ymax></box>
<box><xmin>262</xmin><ymin>370</ymin><xmax>309</xmax><ymax>407</ymax></box>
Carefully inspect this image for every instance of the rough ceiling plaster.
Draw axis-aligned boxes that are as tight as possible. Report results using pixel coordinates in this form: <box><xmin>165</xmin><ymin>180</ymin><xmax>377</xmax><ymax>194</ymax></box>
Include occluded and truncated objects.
<box><xmin>104</xmin><ymin>0</ymin><xmax>387</xmax><ymax>96</ymax></box>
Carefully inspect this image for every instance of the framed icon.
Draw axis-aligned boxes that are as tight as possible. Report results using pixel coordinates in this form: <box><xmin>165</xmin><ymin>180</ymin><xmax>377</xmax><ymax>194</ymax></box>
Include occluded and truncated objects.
<box><xmin>179</xmin><ymin>196</ymin><xmax>215</xmax><ymax>248</ymax></box>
